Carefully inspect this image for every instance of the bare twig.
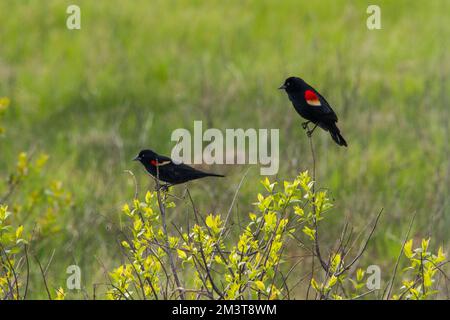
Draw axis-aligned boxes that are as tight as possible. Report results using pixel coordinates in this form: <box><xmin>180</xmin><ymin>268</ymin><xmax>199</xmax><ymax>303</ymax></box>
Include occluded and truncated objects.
<box><xmin>95</xmin><ymin>255</ymin><xmax>130</xmax><ymax>300</ymax></box>
<box><xmin>124</xmin><ymin>170</ymin><xmax>138</xmax><ymax>199</ymax></box>
<box><xmin>44</xmin><ymin>249</ymin><xmax>56</xmax><ymax>276</ymax></box>
<box><xmin>23</xmin><ymin>245</ymin><xmax>30</xmax><ymax>300</ymax></box>
<box><xmin>154</xmin><ymin>166</ymin><xmax>185</xmax><ymax>299</ymax></box>
<box><xmin>33</xmin><ymin>254</ymin><xmax>52</xmax><ymax>300</ymax></box>
<box><xmin>307</xmin><ymin>131</ymin><xmax>329</xmax><ymax>272</ymax></box>
<box><xmin>208</xmin><ymin>169</ymin><xmax>249</xmax><ymax>274</ymax></box>
<box><xmin>0</xmin><ymin>244</ymin><xmax>20</xmax><ymax>300</ymax></box>
<box><xmin>306</xmin><ymin>253</ymin><xmax>315</xmax><ymax>299</ymax></box>
<box><xmin>352</xmin><ymin>289</ymin><xmax>377</xmax><ymax>300</ymax></box>
<box><xmin>383</xmin><ymin>211</ymin><xmax>416</xmax><ymax>300</ymax></box>
<box><xmin>185</xmin><ymin>188</ymin><xmax>224</xmax><ymax>299</ymax></box>
<box><xmin>336</xmin><ymin>208</ymin><xmax>383</xmax><ymax>276</ymax></box>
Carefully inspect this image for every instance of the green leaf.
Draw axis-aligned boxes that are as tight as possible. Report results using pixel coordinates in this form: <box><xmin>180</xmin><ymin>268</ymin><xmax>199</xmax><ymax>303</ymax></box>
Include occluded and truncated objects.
<box><xmin>145</xmin><ymin>191</ymin><xmax>153</xmax><ymax>204</ymax></box>
<box><xmin>133</xmin><ymin>218</ymin><xmax>143</xmax><ymax>232</ymax></box>
<box><xmin>122</xmin><ymin>204</ymin><xmax>132</xmax><ymax>216</ymax></box>
<box><xmin>356</xmin><ymin>268</ymin><xmax>365</xmax><ymax>282</ymax></box>
<box><xmin>404</xmin><ymin>239</ymin><xmax>413</xmax><ymax>258</ymax></box>
<box><xmin>15</xmin><ymin>225</ymin><xmax>24</xmax><ymax>239</ymax></box>
<box><xmin>257</xmin><ymin>193</ymin><xmax>264</xmax><ymax>203</ymax></box>
<box><xmin>205</xmin><ymin>214</ymin><xmax>215</xmax><ymax>229</ymax></box>
<box><xmin>421</xmin><ymin>238</ymin><xmax>430</xmax><ymax>253</ymax></box>
<box><xmin>302</xmin><ymin>226</ymin><xmax>316</xmax><ymax>241</ymax></box>
<box><xmin>436</xmin><ymin>246</ymin><xmax>446</xmax><ymax>263</ymax></box>
<box><xmin>327</xmin><ymin>275</ymin><xmax>337</xmax><ymax>288</ymax></box>
<box><xmin>254</xmin><ymin>281</ymin><xmax>265</xmax><ymax>291</ymax></box>
<box><xmin>177</xmin><ymin>249</ymin><xmax>187</xmax><ymax>260</ymax></box>
<box><xmin>214</xmin><ymin>255</ymin><xmax>223</xmax><ymax>264</ymax></box>
<box><xmin>310</xmin><ymin>278</ymin><xmax>320</xmax><ymax>291</ymax></box>
<box><xmin>294</xmin><ymin>205</ymin><xmax>304</xmax><ymax>217</ymax></box>
<box><xmin>424</xmin><ymin>270</ymin><xmax>432</xmax><ymax>288</ymax></box>
<box><xmin>205</xmin><ymin>214</ymin><xmax>222</xmax><ymax>234</ymax></box>
<box><xmin>330</xmin><ymin>253</ymin><xmax>341</xmax><ymax>272</ymax></box>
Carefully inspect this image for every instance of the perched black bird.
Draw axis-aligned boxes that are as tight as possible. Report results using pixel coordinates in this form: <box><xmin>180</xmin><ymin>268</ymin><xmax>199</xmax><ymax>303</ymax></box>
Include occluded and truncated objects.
<box><xmin>279</xmin><ymin>77</ymin><xmax>347</xmax><ymax>147</ymax></box>
<box><xmin>133</xmin><ymin>149</ymin><xmax>224</xmax><ymax>186</ymax></box>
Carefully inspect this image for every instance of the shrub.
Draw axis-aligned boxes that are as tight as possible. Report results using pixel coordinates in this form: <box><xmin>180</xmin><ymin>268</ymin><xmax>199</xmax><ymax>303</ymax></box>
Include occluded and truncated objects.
<box><xmin>0</xmin><ymin>205</ymin><xmax>27</xmax><ymax>299</ymax></box>
<box><xmin>391</xmin><ymin>238</ymin><xmax>447</xmax><ymax>300</ymax></box>
<box><xmin>108</xmin><ymin>171</ymin><xmax>447</xmax><ymax>300</ymax></box>
<box><xmin>0</xmin><ymin>97</ymin><xmax>72</xmax><ymax>300</ymax></box>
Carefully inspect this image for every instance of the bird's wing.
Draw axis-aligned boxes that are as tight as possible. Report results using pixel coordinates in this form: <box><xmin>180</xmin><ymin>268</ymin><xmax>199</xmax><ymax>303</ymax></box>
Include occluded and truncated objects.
<box><xmin>170</xmin><ymin>163</ymin><xmax>210</xmax><ymax>181</ymax></box>
<box><xmin>317</xmin><ymin>92</ymin><xmax>338</xmax><ymax>121</ymax></box>
<box><xmin>304</xmin><ymin>89</ymin><xmax>338</xmax><ymax>121</ymax></box>
<box><xmin>177</xmin><ymin>163</ymin><xmax>206</xmax><ymax>173</ymax></box>
<box><xmin>152</xmin><ymin>154</ymin><xmax>173</xmax><ymax>166</ymax></box>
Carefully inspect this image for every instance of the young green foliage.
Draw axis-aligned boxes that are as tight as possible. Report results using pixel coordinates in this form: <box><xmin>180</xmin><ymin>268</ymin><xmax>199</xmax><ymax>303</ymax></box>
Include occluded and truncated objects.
<box><xmin>392</xmin><ymin>238</ymin><xmax>447</xmax><ymax>300</ymax></box>
<box><xmin>109</xmin><ymin>171</ymin><xmax>339</xmax><ymax>300</ymax></box>
<box><xmin>0</xmin><ymin>205</ymin><xmax>27</xmax><ymax>299</ymax></box>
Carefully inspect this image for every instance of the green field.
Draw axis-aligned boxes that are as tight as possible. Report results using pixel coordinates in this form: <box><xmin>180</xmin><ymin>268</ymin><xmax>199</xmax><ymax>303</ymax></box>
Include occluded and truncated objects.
<box><xmin>0</xmin><ymin>0</ymin><xmax>448</xmax><ymax>299</ymax></box>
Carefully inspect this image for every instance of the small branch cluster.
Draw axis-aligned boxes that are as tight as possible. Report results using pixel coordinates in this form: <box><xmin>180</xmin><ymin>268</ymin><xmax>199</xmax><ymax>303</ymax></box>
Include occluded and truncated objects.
<box><xmin>108</xmin><ymin>170</ymin><xmax>423</xmax><ymax>300</ymax></box>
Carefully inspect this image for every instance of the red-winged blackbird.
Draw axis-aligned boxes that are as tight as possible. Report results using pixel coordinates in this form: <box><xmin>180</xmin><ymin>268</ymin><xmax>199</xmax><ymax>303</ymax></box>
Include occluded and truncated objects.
<box><xmin>133</xmin><ymin>149</ymin><xmax>224</xmax><ymax>186</ymax></box>
<box><xmin>279</xmin><ymin>77</ymin><xmax>347</xmax><ymax>147</ymax></box>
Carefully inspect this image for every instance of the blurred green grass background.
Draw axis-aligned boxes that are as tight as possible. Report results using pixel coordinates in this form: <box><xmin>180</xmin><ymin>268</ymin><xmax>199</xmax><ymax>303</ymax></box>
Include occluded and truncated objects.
<box><xmin>0</xmin><ymin>0</ymin><xmax>448</xmax><ymax>298</ymax></box>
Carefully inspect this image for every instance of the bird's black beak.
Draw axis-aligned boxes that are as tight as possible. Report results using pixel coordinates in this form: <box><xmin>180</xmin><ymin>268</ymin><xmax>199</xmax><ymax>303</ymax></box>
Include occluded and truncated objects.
<box><xmin>133</xmin><ymin>156</ymin><xmax>141</xmax><ymax>161</ymax></box>
<box><xmin>278</xmin><ymin>84</ymin><xmax>286</xmax><ymax>90</ymax></box>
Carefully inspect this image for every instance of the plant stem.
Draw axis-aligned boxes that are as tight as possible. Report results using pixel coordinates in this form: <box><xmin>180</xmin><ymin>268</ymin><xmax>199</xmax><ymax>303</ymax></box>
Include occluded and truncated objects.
<box><xmin>155</xmin><ymin>167</ymin><xmax>185</xmax><ymax>299</ymax></box>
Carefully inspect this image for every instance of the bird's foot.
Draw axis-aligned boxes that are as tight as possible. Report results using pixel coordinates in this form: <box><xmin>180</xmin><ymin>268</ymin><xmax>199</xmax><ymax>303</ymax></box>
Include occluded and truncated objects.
<box><xmin>158</xmin><ymin>184</ymin><xmax>172</xmax><ymax>192</ymax></box>
<box><xmin>306</xmin><ymin>124</ymin><xmax>318</xmax><ymax>137</ymax></box>
<box><xmin>302</xmin><ymin>121</ymin><xmax>310</xmax><ymax>130</ymax></box>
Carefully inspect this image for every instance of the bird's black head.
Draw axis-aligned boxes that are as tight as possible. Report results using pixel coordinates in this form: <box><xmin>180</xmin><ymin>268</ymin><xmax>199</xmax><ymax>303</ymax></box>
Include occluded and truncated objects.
<box><xmin>133</xmin><ymin>149</ymin><xmax>158</xmax><ymax>163</ymax></box>
<box><xmin>278</xmin><ymin>77</ymin><xmax>306</xmax><ymax>93</ymax></box>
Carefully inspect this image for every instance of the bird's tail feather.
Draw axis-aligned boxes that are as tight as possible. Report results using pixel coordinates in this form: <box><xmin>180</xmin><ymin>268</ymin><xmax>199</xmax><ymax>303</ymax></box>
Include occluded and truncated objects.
<box><xmin>205</xmin><ymin>173</ymin><xmax>225</xmax><ymax>178</ymax></box>
<box><xmin>329</xmin><ymin>124</ymin><xmax>348</xmax><ymax>147</ymax></box>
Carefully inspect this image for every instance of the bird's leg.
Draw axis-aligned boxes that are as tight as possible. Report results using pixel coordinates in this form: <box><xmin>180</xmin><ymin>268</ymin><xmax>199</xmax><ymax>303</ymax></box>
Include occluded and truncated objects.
<box><xmin>302</xmin><ymin>121</ymin><xmax>311</xmax><ymax>130</ymax></box>
<box><xmin>307</xmin><ymin>124</ymin><xmax>318</xmax><ymax>137</ymax></box>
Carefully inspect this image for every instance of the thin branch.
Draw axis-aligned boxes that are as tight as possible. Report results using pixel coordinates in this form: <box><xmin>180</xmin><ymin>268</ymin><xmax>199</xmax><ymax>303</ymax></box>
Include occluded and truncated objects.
<box><xmin>210</xmin><ymin>168</ymin><xmax>250</xmax><ymax>266</ymax></box>
<box><xmin>306</xmin><ymin>252</ymin><xmax>315</xmax><ymax>300</ymax></box>
<box><xmin>33</xmin><ymin>254</ymin><xmax>52</xmax><ymax>300</ymax></box>
<box><xmin>124</xmin><ymin>170</ymin><xmax>138</xmax><ymax>199</ymax></box>
<box><xmin>0</xmin><ymin>243</ymin><xmax>20</xmax><ymax>300</ymax></box>
<box><xmin>95</xmin><ymin>255</ymin><xmax>130</xmax><ymax>300</ymax></box>
<box><xmin>44</xmin><ymin>249</ymin><xmax>56</xmax><ymax>276</ymax></box>
<box><xmin>154</xmin><ymin>166</ymin><xmax>185</xmax><ymax>299</ymax></box>
<box><xmin>336</xmin><ymin>208</ymin><xmax>383</xmax><ymax>276</ymax></box>
<box><xmin>351</xmin><ymin>289</ymin><xmax>377</xmax><ymax>300</ymax></box>
<box><xmin>307</xmin><ymin>131</ymin><xmax>329</xmax><ymax>272</ymax></box>
<box><xmin>23</xmin><ymin>245</ymin><xmax>30</xmax><ymax>300</ymax></box>
<box><xmin>118</xmin><ymin>240</ymin><xmax>147</xmax><ymax>300</ymax></box>
<box><xmin>185</xmin><ymin>188</ymin><xmax>225</xmax><ymax>299</ymax></box>
<box><xmin>383</xmin><ymin>211</ymin><xmax>416</xmax><ymax>300</ymax></box>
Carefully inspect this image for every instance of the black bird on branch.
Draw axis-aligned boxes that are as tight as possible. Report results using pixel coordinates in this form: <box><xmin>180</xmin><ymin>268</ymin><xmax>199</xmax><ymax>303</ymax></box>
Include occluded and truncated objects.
<box><xmin>279</xmin><ymin>77</ymin><xmax>348</xmax><ymax>147</ymax></box>
<box><xmin>133</xmin><ymin>149</ymin><xmax>224</xmax><ymax>188</ymax></box>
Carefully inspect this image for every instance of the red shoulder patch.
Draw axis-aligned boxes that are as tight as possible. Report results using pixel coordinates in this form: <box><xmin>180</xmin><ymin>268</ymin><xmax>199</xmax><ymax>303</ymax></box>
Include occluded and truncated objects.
<box><xmin>304</xmin><ymin>90</ymin><xmax>318</xmax><ymax>100</ymax></box>
<box><xmin>304</xmin><ymin>90</ymin><xmax>321</xmax><ymax>106</ymax></box>
<box><xmin>151</xmin><ymin>159</ymin><xmax>171</xmax><ymax>166</ymax></box>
